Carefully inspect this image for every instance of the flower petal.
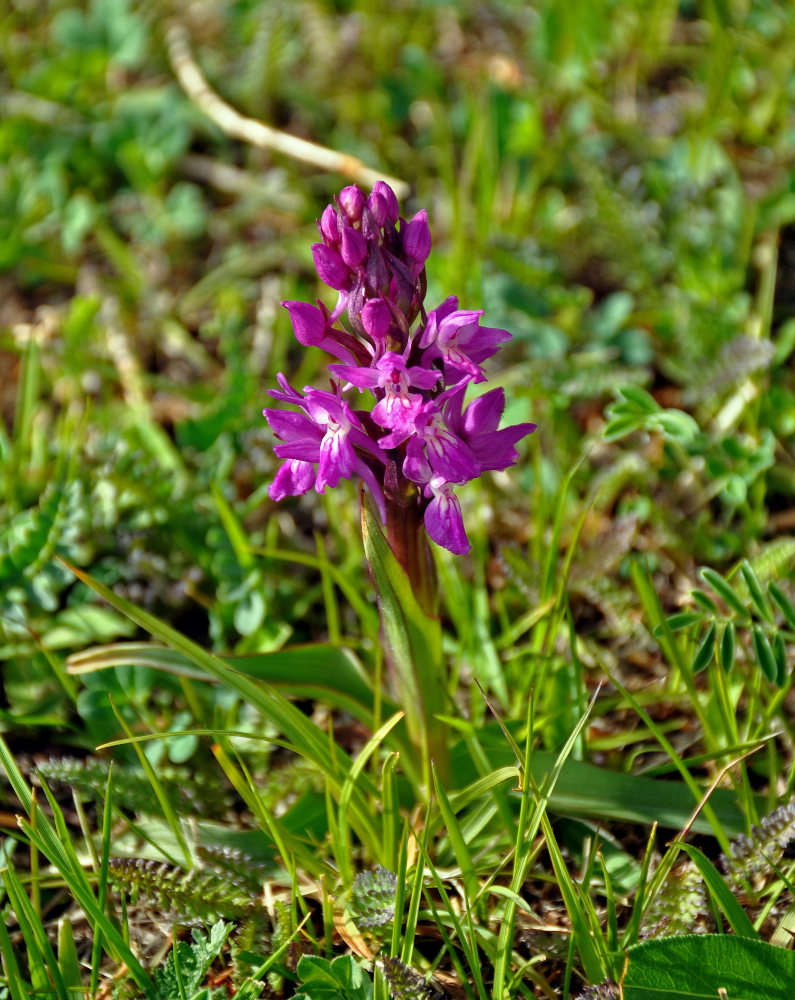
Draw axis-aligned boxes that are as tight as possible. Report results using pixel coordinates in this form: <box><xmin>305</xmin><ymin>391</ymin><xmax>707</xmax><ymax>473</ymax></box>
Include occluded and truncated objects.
<box><xmin>424</xmin><ymin>484</ymin><xmax>470</xmax><ymax>555</ymax></box>
<box><xmin>270</xmin><ymin>459</ymin><xmax>316</xmax><ymax>501</ymax></box>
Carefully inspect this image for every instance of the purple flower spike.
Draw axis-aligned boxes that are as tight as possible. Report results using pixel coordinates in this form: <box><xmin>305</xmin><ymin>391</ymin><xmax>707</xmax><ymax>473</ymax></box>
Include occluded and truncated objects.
<box><xmin>265</xmin><ymin>181</ymin><xmax>534</xmax><ymax>556</ymax></box>
<box><xmin>312</xmin><ymin>244</ymin><xmax>351</xmax><ymax>291</ymax></box>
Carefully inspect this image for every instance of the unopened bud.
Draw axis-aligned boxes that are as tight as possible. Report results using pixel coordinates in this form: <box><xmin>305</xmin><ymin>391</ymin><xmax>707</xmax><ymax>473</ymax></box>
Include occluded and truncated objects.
<box><xmin>402</xmin><ymin>210</ymin><xmax>431</xmax><ymax>269</ymax></box>
<box><xmin>361</xmin><ymin>298</ymin><xmax>391</xmax><ymax>340</ymax></box>
<box><xmin>319</xmin><ymin>205</ymin><xmax>341</xmax><ymax>244</ymax></box>
<box><xmin>339</xmin><ymin>185</ymin><xmax>365</xmax><ymax>223</ymax></box>
<box><xmin>366</xmin><ymin>191</ymin><xmax>388</xmax><ymax>229</ymax></box>
<box><xmin>372</xmin><ymin>181</ymin><xmax>399</xmax><ymax>223</ymax></box>
<box><xmin>340</xmin><ymin>225</ymin><xmax>368</xmax><ymax>267</ymax></box>
<box><xmin>281</xmin><ymin>300</ymin><xmax>326</xmax><ymax>345</ymax></box>
<box><xmin>311</xmin><ymin>244</ymin><xmax>351</xmax><ymax>290</ymax></box>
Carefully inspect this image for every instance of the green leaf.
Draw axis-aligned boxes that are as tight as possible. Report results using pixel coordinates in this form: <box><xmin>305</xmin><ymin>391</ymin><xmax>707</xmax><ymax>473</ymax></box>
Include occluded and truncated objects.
<box><xmin>652</xmin><ymin>409</ymin><xmax>699</xmax><ymax>442</ymax></box>
<box><xmin>603</xmin><ymin>414</ymin><xmax>643</xmax><ymax>441</ymax></box>
<box><xmin>154</xmin><ymin>921</ymin><xmax>231</xmax><ymax>998</ymax></box>
<box><xmin>294</xmin><ymin>954</ymin><xmax>373</xmax><ymax>1000</ymax></box>
<box><xmin>432</xmin><ymin>764</ymin><xmax>480</xmax><ymax>907</ymax></box>
<box><xmin>752</xmin><ymin>625</ymin><xmax>778</xmax><ymax>683</ymax></box>
<box><xmin>0</xmin><ymin>740</ymin><xmax>159</xmax><ymax>998</ymax></box>
<box><xmin>739</xmin><ymin>561</ymin><xmax>774</xmax><ymax>623</ymax></box>
<box><xmin>67</xmin><ymin>641</ymin><xmax>389</xmax><ymax>730</ymax></box>
<box><xmin>622</xmin><ymin>934</ymin><xmax>795</xmax><ymax>1000</ymax></box>
<box><xmin>59</xmin><ymin>562</ymin><xmax>381</xmax><ymax>856</ymax></box>
<box><xmin>690</xmin><ymin>589</ymin><xmax>718</xmax><ymax>615</ymax></box>
<box><xmin>234</xmin><ymin>590</ymin><xmax>266</xmax><ymax>637</ymax></box>
<box><xmin>769</xmin><ymin>581</ymin><xmax>795</xmax><ymax>631</ymax></box>
<box><xmin>655</xmin><ymin>612</ymin><xmax>703</xmax><ymax>635</ymax></box>
<box><xmin>691</xmin><ymin>623</ymin><xmax>716</xmax><ymax>674</ymax></box>
<box><xmin>699</xmin><ymin>568</ymin><xmax>749</xmax><ymax>619</ymax></box>
<box><xmin>449</xmin><ymin>724</ymin><xmax>753</xmax><ymax>837</ymax></box>
<box><xmin>773</xmin><ymin>633</ymin><xmax>788</xmax><ymax>687</ymax></box>
<box><xmin>720</xmin><ymin>622</ymin><xmax>736</xmax><ymax>672</ymax></box>
<box><xmin>57</xmin><ymin>919</ymin><xmax>83</xmax><ymax>994</ymax></box>
<box><xmin>617</xmin><ymin>384</ymin><xmax>660</xmax><ymax>414</ymax></box>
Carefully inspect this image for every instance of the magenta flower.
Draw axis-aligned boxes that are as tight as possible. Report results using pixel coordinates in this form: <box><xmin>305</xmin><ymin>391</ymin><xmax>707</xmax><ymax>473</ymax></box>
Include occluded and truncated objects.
<box><xmin>442</xmin><ymin>385</ymin><xmax>537</xmax><ymax>472</ymax></box>
<box><xmin>419</xmin><ymin>296</ymin><xmax>511</xmax><ymax>383</ymax></box>
<box><xmin>403</xmin><ymin>443</ymin><xmax>470</xmax><ymax>554</ymax></box>
<box><xmin>329</xmin><ymin>351</ymin><xmax>441</xmax><ymax>440</ymax></box>
<box><xmin>264</xmin><ymin>376</ymin><xmax>386</xmax><ymax>512</ymax></box>
<box><xmin>263</xmin><ymin>182</ymin><xmax>535</xmax><ymax>555</ymax></box>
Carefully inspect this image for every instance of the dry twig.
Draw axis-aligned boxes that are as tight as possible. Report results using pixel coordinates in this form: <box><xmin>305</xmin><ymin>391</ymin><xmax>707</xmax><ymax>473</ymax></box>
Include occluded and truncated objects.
<box><xmin>165</xmin><ymin>23</ymin><xmax>410</xmax><ymax>200</ymax></box>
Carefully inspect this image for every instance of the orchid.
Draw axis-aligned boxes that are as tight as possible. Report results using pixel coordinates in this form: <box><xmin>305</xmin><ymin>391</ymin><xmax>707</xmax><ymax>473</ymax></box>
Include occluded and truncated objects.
<box><xmin>264</xmin><ymin>182</ymin><xmax>535</xmax><ymax>558</ymax></box>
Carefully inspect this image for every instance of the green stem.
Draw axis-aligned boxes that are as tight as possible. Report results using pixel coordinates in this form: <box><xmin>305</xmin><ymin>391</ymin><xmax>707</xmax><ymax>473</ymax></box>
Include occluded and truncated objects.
<box><xmin>364</xmin><ymin>462</ymin><xmax>449</xmax><ymax>791</ymax></box>
<box><xmin>383</xmin><ymin>454</ymin><xmax>437</xmax><ymax>614</ymax></box>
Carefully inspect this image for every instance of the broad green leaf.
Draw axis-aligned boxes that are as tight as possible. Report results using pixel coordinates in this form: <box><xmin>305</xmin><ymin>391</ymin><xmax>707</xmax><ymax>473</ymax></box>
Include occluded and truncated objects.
<box><xmin>66</xmin><ymin>641</ymin><xmax>393</xmax><ymax>734</ymax></box>
<box><xmin>449</xmin><ymin>725</ymin><xmax>752</xmax><ymax>837</ymax></box>
<box><xmin>622</xmin><ymin>934</ymin><xmax>795</xmax><ymax>1000</ymax></box>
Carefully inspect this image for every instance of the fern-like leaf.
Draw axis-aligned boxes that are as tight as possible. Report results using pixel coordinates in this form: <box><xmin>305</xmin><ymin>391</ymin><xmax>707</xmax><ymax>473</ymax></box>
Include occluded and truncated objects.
<box><xmin>36</xmin><ymin>756</ymin><xmax>230</xmax><ymax>818</ymax></box>
<box><xmin>641</xmin><ymin>860</ymin><xmax>708</xmax><ymax>938</ymax></box>
<box><xmin>350</xmin><ymin>867</ymin><xmax>398</xmax><ymax>928</ymax></box>
<box><xmin>574</xmin><ymin>983</ymin><xmax>620</xmax><ymax>1000</ymax></box>
<box><xmin>109</xmin><ymin>858</ymin><xmax>258</xmax><ymax>923</ymax></box>
<box><xmin>380</xmin><ymin>957</ymin><xmax>439</xmax><ymax>1000</ymax></box>
<box><xmin>720</xmin><ymin>799</ymin><xmax>795</xmax><ymax>891</ymax></box>
<box><xmin>195</xmin><ymin>843</ymin><xmax>270</xmax><ymax>892</ymax></box>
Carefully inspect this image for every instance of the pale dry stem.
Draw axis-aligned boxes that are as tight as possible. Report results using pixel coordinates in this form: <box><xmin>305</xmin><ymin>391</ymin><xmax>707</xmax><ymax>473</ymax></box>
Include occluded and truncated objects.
<box><xmin>165</xmin><ymin>23</ymin><xmax>410</xmax><ymax>200</ymax></box>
